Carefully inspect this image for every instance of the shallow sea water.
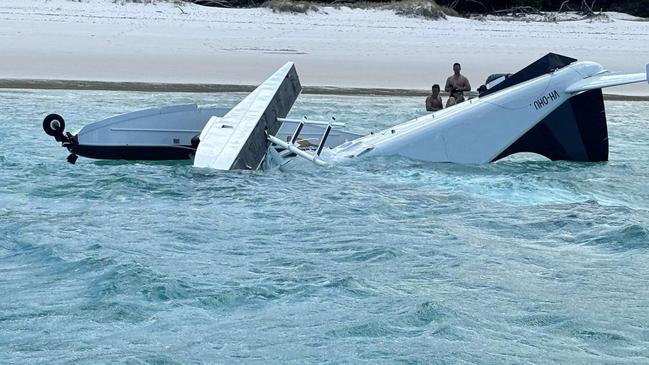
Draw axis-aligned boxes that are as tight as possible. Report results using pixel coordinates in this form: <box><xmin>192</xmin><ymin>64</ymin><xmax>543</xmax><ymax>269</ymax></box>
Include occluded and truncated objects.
<box><xmin>1</xmin><ymin>89</ymin><xmax>649</xmax><ymax>364</ymax></box>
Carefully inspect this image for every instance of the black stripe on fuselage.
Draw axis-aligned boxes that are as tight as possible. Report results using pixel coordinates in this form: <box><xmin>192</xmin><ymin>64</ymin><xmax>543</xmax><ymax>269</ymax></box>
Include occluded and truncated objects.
<box><xmin>69</xmin><ymin>145</ymin><xmax>195</xmax><ymax>160</ymax></box>
<box><xmin>493</xmin><ymin>89</ymin><xmax>608</xmax><ymax>162</ymax></box>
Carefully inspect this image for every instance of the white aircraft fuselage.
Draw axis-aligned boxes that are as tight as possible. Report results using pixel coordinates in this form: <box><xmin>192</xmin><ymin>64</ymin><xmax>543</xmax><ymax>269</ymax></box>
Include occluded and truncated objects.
<box><xmin>330</xmin><ymin>62</ymin><xmax>607</xmax><ymax>164</ymax></box>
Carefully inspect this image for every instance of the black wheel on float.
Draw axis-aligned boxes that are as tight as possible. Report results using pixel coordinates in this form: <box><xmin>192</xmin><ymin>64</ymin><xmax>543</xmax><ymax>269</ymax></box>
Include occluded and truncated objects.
<box><xmin>43</xmin><ymin>114</ymin><xmax>65</xmax><ymax>137</ymax></box>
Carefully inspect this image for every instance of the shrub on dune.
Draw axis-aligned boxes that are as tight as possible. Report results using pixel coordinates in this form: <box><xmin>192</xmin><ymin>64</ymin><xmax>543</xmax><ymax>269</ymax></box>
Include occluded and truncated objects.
<box><xmin>112</xmin><ymin>0</ymin><xmax>187</xmax><ymax>4</ymax></box>
<box><xmin>263</xmin><ymin>0</ymin><xmax>319</xmax><ymax>13</ymax></box>
<box><xmin>385</xmin><ymin>0</ymin><xmax>457</xmax><ymax>20</ymax></box>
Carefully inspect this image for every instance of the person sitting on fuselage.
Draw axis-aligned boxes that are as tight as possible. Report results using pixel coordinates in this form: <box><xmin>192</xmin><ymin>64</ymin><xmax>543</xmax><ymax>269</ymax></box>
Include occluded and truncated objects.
<box><xmin>426</xmin><ymin>84</ymin><xmax>443</xmax><ymax>112</ymax></box>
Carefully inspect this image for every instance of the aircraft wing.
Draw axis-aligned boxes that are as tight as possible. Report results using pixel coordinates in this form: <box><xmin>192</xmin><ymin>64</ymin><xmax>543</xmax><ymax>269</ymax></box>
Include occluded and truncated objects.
<box><xmin>193</xmin><ymin>62</ymin><xmax>301</xmax><ymax>170</ymax></box>
<box><xmin>565</xmin><ymin>64</ymin><xmax>648</xmax><ymax>93</ymax></box>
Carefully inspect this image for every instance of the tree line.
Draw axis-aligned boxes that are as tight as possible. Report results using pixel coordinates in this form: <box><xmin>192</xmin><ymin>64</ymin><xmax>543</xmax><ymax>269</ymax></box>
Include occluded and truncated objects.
<box><xmin>437</xmin><ymin>0</ymin><xmax>648</xmax><ymax>17</ymax></box>
<box><xmin>191</xmin><ymin>0</ymin><xmax>649</xmax><ymax>18</ymax></box>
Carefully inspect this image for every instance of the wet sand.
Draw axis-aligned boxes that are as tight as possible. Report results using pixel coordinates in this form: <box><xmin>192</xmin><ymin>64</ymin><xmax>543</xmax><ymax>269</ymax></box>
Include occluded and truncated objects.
<box><xmin>2</xmin><ymin>78</ymin><xmax>647</xmax><ymax>101</ymax></box>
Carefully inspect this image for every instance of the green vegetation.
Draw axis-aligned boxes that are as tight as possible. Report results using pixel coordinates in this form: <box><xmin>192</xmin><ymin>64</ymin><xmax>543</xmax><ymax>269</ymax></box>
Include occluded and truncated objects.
<box><xmin>385</xmin><ymin>0</ymin><xmax>457</xmax><ymax>20</ymax></box>
<box><xmin>264</xmin><ymin>0</ymin><xmax>319</xmax><ymax>13</ymax></box>
<box><xmin>111</xmin><ymin>0</ymin><xmax>186</xmax><ymax>4</ymax></box>
<box><xmin>110</xmin><ymin>0</ymin><xmax>649</xmax><ymax>18</ymax></box>
<box><xmin>434</xmin><ymin>0</ymin><xmax>648</xmax><ymax>17</ymax></box>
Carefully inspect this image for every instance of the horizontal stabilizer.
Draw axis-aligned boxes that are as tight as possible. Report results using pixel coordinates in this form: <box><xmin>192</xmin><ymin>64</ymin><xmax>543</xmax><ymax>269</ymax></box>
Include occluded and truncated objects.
<box><xmin>566</xmin><ymin>69</ymin><xmax>647</xmax><ymax>93</ymax></box>
<box><xmin>193</xmin><ymin>62</ymin><xmax>301</xmax><ymax>170</ymax></box>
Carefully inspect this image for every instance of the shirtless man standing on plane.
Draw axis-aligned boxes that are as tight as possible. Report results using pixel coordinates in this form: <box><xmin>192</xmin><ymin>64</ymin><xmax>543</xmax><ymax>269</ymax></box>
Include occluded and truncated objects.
<box><xmin>445</xmin><ymin>62</ymin><xmax>471</xmax><ymax>107</ymax></box>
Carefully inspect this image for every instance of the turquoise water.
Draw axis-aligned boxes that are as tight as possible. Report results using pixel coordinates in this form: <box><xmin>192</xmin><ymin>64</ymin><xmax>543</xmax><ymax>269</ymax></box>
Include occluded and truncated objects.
<box><xmin>1</xmin><ymin>89</ymin><xmax>649</xmax><ymax>364</ymax></box>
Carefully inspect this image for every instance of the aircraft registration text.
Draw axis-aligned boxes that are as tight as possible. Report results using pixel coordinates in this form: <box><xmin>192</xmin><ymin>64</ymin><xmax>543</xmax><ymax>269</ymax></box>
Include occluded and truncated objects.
<box><xmin>533</xmin><ymin>90</ymin><xmax>560</xmax><ymax>110</ymax></box>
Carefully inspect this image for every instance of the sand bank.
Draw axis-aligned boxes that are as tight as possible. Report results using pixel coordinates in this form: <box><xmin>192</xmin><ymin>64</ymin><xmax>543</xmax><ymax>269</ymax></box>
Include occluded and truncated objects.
<box><xmin>1</xmin><ymin>78</ymin><xmax>648</xmax><ymax>101</ymax></box>
<box><xmin>1</xmin><ymin>0</ymin><xmax>648</xmax><ymax>95</ymax></box>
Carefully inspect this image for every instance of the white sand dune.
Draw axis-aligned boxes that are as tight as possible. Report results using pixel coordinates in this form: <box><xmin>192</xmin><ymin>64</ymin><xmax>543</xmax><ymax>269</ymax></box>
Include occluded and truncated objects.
<box><xmin>1</xmin><ymin>0</ymin><xmax>648</xmax><ymax>95</ymax></box>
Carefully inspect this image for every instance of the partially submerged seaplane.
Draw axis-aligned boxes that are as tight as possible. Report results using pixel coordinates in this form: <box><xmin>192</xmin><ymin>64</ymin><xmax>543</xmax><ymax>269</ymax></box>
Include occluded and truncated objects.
<box><xmin>43</xmin><ymin>53</ymin><xmax>649</xmax><ymax>169</ymax></box>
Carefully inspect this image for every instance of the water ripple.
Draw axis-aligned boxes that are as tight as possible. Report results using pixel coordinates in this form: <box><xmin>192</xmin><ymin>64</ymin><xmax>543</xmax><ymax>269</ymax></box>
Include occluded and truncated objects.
<box><xmin>2</xmin><ymin>90</ymin><xmax>649</xmax><ymax>363</ymax></box>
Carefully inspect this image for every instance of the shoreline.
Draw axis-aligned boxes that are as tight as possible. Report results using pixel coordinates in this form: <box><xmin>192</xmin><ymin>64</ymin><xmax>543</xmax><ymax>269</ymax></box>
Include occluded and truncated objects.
<box><xmin>2</xmin><ymin>1</ymin><xmax>648</xmax><ymax>98</ymax></box>
<box><xmin>2</xmin><ymin>79</ymin><xmax>648</xmax><ymax>101</ymax></box>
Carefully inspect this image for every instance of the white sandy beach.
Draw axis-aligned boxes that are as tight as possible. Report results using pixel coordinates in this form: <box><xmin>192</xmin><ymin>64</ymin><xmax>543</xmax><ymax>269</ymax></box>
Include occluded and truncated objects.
<box><xmin>1</xmin><ymin>0</ymin><xmax>648</xmax><ymax>95</ymax></box>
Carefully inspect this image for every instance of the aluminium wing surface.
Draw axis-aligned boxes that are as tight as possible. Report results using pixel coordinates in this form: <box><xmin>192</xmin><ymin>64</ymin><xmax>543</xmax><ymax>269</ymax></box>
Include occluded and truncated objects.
<box><xmin>193</xmin><ymin>62</ymin><xmax>301</xmax><ymax>170</ymax></box>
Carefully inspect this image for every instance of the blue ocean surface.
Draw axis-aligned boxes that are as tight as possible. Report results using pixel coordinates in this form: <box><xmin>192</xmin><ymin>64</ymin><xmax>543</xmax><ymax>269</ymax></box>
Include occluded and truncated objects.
<box><xmin>1</xmin><ymin>89</ymin><xmax>649</xmax><ymax>364</ymax></box>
